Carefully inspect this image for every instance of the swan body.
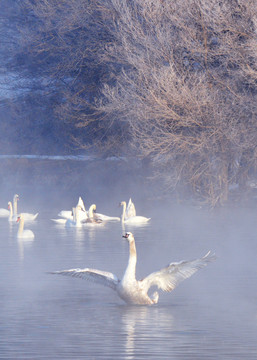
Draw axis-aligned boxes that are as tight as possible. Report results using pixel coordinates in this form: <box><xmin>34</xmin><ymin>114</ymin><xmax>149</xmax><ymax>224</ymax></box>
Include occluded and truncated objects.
<box><xmin>93</xmin><ymin>213</ymin><xmax>120</xmax><ymax>221</ymax></box>
<box><xmin>49</xmin><ymin>232</ymin><xmax>215</xmax><ymax>305</ymax></box>
<box><xmin>120</xmin><ymin>201</ymin><xmax>150</xmax><ymax>224</ymax></box>
<box><xmin>17</xmin><ymin>215</ymin><xmax>35</xmax><ymax>239</ymax></box>
<box><xmin>0</xmin><ymin>208</ymin><xmax>9</xmax><ymax>217</ymax></box>
<box><xmin>51</xmin><ymin>218</ymin><xmax>67</xmax><ymax>224</ymax></box>
<box><xmin>21</xmin><ymin>212</ymin><xmax>39</xmax><ymax>221</ymax></box>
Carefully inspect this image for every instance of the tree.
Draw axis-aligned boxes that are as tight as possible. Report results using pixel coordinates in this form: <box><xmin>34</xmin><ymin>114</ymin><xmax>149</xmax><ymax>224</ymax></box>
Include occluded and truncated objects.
<box><xmin>97</xmin><ymin>0</ymin><xmax>257</xmax><ymax>205</ymax></box>
<box><xmin>1</xmin><ymin>0</ymin><xmax>257</xmax><ymax>205</ymax></box>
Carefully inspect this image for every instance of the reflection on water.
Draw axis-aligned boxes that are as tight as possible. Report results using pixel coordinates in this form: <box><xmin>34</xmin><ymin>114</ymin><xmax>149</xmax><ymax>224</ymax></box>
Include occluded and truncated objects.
<box><xmin>0</xmin><ymin>192</ymin><xmax>257</xmax><ymax>359</ymax></box>
<box><xmin>121</xmin><ymin>306</ymin><xmax>174</xmax><ymax>359</ymax></box>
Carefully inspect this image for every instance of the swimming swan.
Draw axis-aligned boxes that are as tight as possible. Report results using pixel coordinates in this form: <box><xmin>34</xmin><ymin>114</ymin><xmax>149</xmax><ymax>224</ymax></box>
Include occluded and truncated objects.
<box><xmin>81</xmin><ymin>204</ymin><xmax>105</xmax><ymax>225</ymax></box>
<box><xmin>49</xmin><ymin>232</ymin><xmax>216</xmax><ymax>305</ymax></box>
<box><xmin>52</xmin><ymin>205</ymin><xmax>84</xmax><ymax>227</ymax></box>
<box><xmin>58</xmin><ymin>197</ymin><xmax>87</xmax><ymax>221</ymax></box>
<box><xmin>2</xmin><ymin>194</ymin><xmax>19</xmax><ymax>220</ymax></box>
<box><xmin>120</xmin><ymin>201</ymin><xmax>150</xmax><ymax>224</ymax></box>
<box><xmin>87</xmin><ymin>203</ymin><xmax>120</xmax><ymax>222</ymax></box>
<box><xmin>17</xmin><ymin>214</ymin><xmax>35</xmax><ymax>239</ymax></box>
<box><xmin>8</xmin><ymin>201</ymin><xmax>18</xmax><ymax>222</ymax></box>
<box><xmin>13</xmin><ymin>194</ymin><xmax>38</xmax><ymax>221</ymax></box>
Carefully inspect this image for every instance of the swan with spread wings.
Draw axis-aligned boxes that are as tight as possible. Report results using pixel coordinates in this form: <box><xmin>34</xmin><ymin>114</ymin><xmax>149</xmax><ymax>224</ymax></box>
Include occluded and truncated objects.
<box><xmin>49</xmin><ymin>232</ymin><xmax>215</xmax><ymax>305</ymax></box>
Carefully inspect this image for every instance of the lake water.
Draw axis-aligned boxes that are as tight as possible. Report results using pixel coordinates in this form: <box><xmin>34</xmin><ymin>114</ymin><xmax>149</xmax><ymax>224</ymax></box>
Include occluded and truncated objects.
<box><xmin>0</xmin><ymin>159</ymin><xmax>257</xmax><ymax>359</ymax></box>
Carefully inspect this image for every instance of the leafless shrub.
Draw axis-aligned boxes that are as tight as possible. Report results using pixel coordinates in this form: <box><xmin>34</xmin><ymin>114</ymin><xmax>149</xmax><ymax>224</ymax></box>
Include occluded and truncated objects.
<box><xmin>2</xmin><ymin>0</ymin><xmax>257</xmax><ymax>205</ymax></box>
<box><xmin>97</xmin><ymin>0</ymin><xmax>257</xmax><ymax>205</ymax></box>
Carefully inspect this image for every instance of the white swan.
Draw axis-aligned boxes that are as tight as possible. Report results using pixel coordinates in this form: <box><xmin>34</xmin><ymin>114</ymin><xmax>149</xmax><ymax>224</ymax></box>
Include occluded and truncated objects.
<box><xmin>120</xmin><ymin>201</ymin><xmax>150</xmax><ymax>224</ymax></box>
<box><xmin>8</xmin><ymin>201</ymin><xmax>18</xmax><ymax>222</ymax></box>
<box><xmin>49</xmin><ymin>232</ymin><xmax>216</xmax><ymax>305</ymax></box>
<box><xmin>13</xmin><ymin>194</ymin><xmax>38</xmax><ymax>221</ymax></box>
<box><xmin>52</xmin><ymin>206</ymin><xmax>83</xmax><ymax>227</ymax></box>
<box><xmin>58</xmin><ymin>197</ymin><xmax>87</xmax><ymax>221</ymax></box>
<box><xmin>91</xmin><ymin>204</ymin><xmax>120</xmax><ymax>222</ymax></box>
<box><xmin>81</xmin><ymin>204</ymin><xmax>105</xmax><ymax>225</ymax></box>
<box><xmin>17</xmin><ymin>214</ymin><xmax>35</xmax><ymax>239</ymax></box>
<box><xmin>65</xmin><ymin>206</ymin><xmax>83</xmax><ymax>228</ymax></box>
<box><xmin>0</xmin><ymin>206</ymin><xmax>9</xmax><ymax>217</ymax></box>
<box><xmin>3</xmin><ymin>195</ymin><xmax>19</xmax><ymax>221</ymax></box>
<box><xmin>13</xmin><ymin>194</ymin><xmax>19</xmax><ymax>217</ymax></box>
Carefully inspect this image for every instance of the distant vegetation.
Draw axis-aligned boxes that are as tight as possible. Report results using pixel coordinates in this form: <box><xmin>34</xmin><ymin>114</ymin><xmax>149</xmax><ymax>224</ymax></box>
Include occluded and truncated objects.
<box><xmin>1</xmin><ymin>0</ymin><xmax>257</xmax><ymax>206</ymax></box>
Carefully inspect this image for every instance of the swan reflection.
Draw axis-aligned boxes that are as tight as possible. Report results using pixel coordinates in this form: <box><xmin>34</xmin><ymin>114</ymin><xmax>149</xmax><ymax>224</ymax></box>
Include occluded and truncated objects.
<box><xmin>121</xmin><ymin>305</ymin><xmax>174</xmax><ymax>359</ymax></box>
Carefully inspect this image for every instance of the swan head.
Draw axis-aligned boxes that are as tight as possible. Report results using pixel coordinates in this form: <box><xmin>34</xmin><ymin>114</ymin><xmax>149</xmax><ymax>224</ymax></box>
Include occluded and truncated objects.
<box><xmin>14</xmin><ymin>194</ymin><xmax>19</xmax><ymax>201</ymax></box>
<box><xmin>17</xmin><ymin>215</ymin><xmax>23</xmax><ymax>223</ymax></box>
<box><xmin>119</xmin><ymin>201</ymin><xmax>126</xmax><ymax>207</ymax></box>
<box><xmin>8</xmin><ymin>201</ymin><xmax>12</xmax><ymax>209</ymax></box>
<box><xmin>123</xmin><ymin>232</ymin><xmax>135</xmax><ymax>243</ymax></box>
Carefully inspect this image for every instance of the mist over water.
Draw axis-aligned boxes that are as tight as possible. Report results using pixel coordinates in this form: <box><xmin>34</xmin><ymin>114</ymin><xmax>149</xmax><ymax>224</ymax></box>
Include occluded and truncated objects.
<box><xmin>0</xmin><ymin>158</ymin><xmax>257</xmax><ymax>359</ymax></box>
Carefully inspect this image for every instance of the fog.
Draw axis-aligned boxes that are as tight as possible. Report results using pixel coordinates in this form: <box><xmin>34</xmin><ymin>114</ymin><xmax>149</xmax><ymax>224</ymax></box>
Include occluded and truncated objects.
<box><xmin>0</xmin><ymin>157</ymin><xmax>257</xmax><ymax>359</ymax></box>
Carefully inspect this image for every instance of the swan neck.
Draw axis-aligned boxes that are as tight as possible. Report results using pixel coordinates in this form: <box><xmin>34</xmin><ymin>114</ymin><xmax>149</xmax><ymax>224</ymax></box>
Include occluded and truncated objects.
<box><xmin>8</xmin><ymin>203</ymin><xmax>13</xmax><ymax>219</ymax></box>
<box><xmin>121</xmin><ymin>202</ymin><xmax>126</xmax><ymax>223</ymax></box>
<box><xmin>88</xmin><ymin>205</ymin><xmax>94</xmax><ymax>218</ymax></box>
<box><xmin>72</xmin><ymin>207</ymin><xmax>77</xmax><ymax>222</ymax></box>
<box><xmin>13</xmin><ymin>197</ymin><xmax>17</xmax><ymax>216</ymax></box>
<box><xmin>123</xmin><ymin>240</ymin><xmax>137</xmax><ymax>281</ymax></box>
<box><xmin>18</xmin><ymin>217</ymin><xmax>24</xmax><ymax>235</ymax></box>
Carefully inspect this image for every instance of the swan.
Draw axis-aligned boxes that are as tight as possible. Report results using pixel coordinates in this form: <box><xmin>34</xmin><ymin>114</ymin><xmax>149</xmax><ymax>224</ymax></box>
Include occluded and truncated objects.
<box><xmin>52</xmin><ymin>206</ymin><xmax>83</xmax><ymax>227</ymax></box>
<box><xmin>120</xmin><ymin>201</ymin><xmax>150</xmax><ymax>224</ymax></box>
<box><xmin>8</xmin><ymin>201</ymin><xmax>18</xmax><ymax>222</ymax></box>
<box><xmin>58</xmin><ymin>197</ymin><xmax>87</xmax><ymax>221</ymax></box>
<box><xmin>65</xmin><ymin>206</ymin><xmax>84</xmax><ymax>228</ymax></box>
<box><xmin>1</xmin><ymin>194</ymin><xmax>19</xmax><ymax>220</ymax></box>
<box><xmin>91</xmin><ymin>204</ymin><xmax>120</xmax><ymax>222</ymax></box>
<box><xmin>13</xmin><ymin>194</ymin><xmax>19</xmax><ymax>217</ymax></box>
<box><xmin>49</xmin><ymin>232</ymin><xmax>216</xmax><ymax>305</ymax></box>
<box><xmin>13</xmin><ymin>194</ymin><xmax>38</xmax><ymax>221</ymax></box>
<box><xmin>81</xmin><ymin>204</ymin><xmax>105</xmax><ymax>225</ymax></box>
<box><xmin>17</xmin><ymin>214</ymin><xmax>35</xmax><ymax>239</ymax></box>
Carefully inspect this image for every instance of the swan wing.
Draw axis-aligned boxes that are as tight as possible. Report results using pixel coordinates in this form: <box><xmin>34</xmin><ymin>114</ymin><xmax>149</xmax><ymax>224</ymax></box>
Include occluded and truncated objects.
<box><xmin>49</xmin><ymin>268</ymin><xmax>120</xmax><ymax>290</ymax></box>
<box><xmin>21</xmin><ymin>212</ymin><xmax>39</xmax><ymax>221</ymax></box>
<box><xmin>77</xmin><ymin>197</ymin><xmax>86</xmax><ymax>212</ymax></box>
<box><xmin>126</xmin><ymin>198</ymin><xmax>136</xmax><ymax>218</ymax></box>
<box><xmin>140</xmin><ymin>251</ymin><xmax>216</xmax><ymax>293</ymax></box>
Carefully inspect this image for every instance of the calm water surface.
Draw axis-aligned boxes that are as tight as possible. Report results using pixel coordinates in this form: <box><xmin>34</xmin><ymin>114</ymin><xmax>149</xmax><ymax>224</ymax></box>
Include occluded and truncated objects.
<box><xmin>0</xmin><ymin>187</ymin><xmax>257</xmax><ymax>359</ymax></box>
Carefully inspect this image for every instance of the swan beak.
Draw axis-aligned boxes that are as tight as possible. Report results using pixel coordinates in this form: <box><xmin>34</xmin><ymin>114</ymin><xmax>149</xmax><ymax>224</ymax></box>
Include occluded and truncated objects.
<box><xmin>122</xmin><ymin>233</ymin><xmax>129</xmax><ymax>239</ymax></box>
